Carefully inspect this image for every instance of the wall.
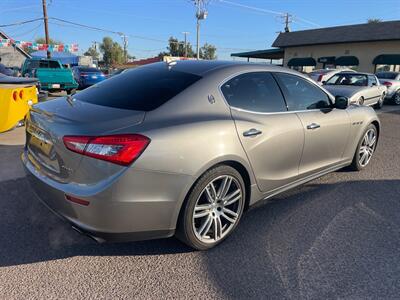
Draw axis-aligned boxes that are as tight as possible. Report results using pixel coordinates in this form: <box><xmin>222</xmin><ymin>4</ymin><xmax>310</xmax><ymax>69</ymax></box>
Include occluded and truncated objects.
<box><xmin>0</xmin><ymin>47</ymin><xmax>28</xmax><ymax>67</ymax></box>
<box><xmin>283</xmin><ymin>40</ymin><xmax>400</xmax><ymax>73</ymax></box>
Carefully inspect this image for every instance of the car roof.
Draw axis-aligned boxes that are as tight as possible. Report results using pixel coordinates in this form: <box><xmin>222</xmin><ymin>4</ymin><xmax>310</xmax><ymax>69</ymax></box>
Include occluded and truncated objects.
<box><xmin>150</xmin><ymin>60</ymin><xmax>292</xmax><ymax>76</ymax></box>
<box><xmin>337</xmin><ymin>72</ymin><xmax>374</xmax><ymax>76</ymax></box>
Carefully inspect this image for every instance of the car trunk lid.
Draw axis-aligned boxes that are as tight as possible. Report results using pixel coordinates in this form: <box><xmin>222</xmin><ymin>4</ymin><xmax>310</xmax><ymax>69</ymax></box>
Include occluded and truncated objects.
<box><xmin>26</xmin><ymin>97</ymin><xmax>145</xmax><ymax>183</ymax></box>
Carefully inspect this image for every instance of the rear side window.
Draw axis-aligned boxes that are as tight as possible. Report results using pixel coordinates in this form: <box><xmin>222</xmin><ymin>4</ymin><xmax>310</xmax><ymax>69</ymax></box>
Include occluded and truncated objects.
<box><xmin>75</xmin><ymin>65</ymin><xmax>202</xmax><ymax>111</ymax></box>
<box><xmin>221</xmin><ymin>72</ymin><xmax>287</xmax><ymax>113</ymax></box>
<box><xmin>273</xmin><ymin>72</ymin><xmax>331</xmax><ymax>111</ymax></box>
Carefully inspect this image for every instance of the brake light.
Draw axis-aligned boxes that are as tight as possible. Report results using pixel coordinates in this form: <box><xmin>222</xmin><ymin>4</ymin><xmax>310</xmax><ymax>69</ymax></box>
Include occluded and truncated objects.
<box><xmin>317</xmin><ymin>74</ymin><xmax>323</xmax><ymax>82</ymax></box>
<box><xmin>63</xmin><ymin>134</ymin><xmax>150</xmax><ymax>166</ymax></box>
<box><xmin>12</xmin><ymin>91</ymin><xmax>18</xmax><ymax>101</ymax></box>
<box><xmin>382</xmin><ymin>81</ymin><xmax>392</xmax><ymax>87</ymax></box>
<box><xmin>19</xmin><ymin>90</ymin><xmax>24</xmax><ymax>99</ymax></box>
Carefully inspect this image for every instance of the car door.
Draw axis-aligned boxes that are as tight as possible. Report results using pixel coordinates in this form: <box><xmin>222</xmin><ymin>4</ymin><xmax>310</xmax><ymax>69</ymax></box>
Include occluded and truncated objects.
<box><xmin>365</xmin><ymin>75</ymin><xmax>381</xmax><ymax>105</ymax></box>
<box><xmin>221</xmin><ymin>71</ymin><xmax>304</xmax><ymax>193</ymax></box>
<box><xmin>273</xmin><ymin>72</ymin><xmax>351</xmax><ymax>176</ymax></box>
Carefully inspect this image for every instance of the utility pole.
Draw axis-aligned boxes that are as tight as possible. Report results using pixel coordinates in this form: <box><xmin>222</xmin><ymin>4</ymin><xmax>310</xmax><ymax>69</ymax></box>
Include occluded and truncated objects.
<box><xmin>182</xmin><ymin>31</ymin><xmax>189</xmax><ymax>58</ymax></box>
<box><xmin>283</xmin><ymin>12</ymin><xmax>292</xmax><ymax>32</ymax></box>
<box><xmin>92</xmin><ymin>41</ymin><xmax>97</xmax><ymax>51</ymax></box>
<box><xmin>120</xmin><ymin>34</ymin><xmax>128</xmax><ymax>63</ymax></box>
<box><xmin>41</xmin><ymin>0</ymin><xmax>51</xmax><ymax>58</ymax></box>
<box><xmin>194</xmin><ymin>0</ymin><xmax>208</xmax><ymax>60</ymax></box>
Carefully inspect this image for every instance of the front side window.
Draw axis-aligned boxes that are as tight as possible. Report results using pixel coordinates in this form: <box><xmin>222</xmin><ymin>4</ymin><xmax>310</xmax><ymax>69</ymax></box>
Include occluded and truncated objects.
<box><xmin>274</xmin><ymin>72</ymin><xmax>331</xmax><ymax>111</ymax></box>
<box><xmin>221</xmin><ymin>72</ymin><xmax>287</xmax><ymax>113</ymax></box>
<box><xmin>368</xmin><ymin>75</ymin><xmax>378</xmax><ymax>86</ymax></box>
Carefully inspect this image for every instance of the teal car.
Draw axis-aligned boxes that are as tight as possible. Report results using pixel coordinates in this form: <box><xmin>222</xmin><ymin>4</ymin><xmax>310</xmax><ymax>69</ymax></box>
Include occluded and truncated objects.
<box><xmin>22</xmin><ymin>58</ymin><xmax>78</xmax><ymax>94</ymax></box>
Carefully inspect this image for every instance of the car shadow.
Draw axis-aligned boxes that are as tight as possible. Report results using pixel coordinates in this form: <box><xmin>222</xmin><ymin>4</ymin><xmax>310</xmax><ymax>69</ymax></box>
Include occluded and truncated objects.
<box><xmin>202</xmin><ymin>179</ymin><xmax>400</xmax><ymax>299</ymax></box>
<box><xmin>1</xmin><ymin>176</ymin><xmax>400</xmax><ymax>298</ymax></box>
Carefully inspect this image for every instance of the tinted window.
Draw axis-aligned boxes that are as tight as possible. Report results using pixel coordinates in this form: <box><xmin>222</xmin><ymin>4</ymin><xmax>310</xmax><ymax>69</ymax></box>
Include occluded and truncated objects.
<box><xmin>221</xmin><ymin>72</ymin><xmax>287</xmax><ymax>113</ymax></box>
<box><xmin>368</xmin><ymin>75</ymin><xmax>377</xmax><ymax>86</ymax></box>
<box><xmin>75</xmin><ymin>65</ymin><xmax>201</xmax><ymax>111</ymax></box>
<box><xmin>376</xmin><ymin>72</ymin><xmax>398</xmax><ymax>80</ymax></box>
<box><xmin>79</xmin><ymin>67</ymin><xmax>100</xmax><ymax>72</ymax></box>
<box><xmin>274</xmin><ymin>72</ymin><xmax>331</xmax><ymax>111</ymax></box>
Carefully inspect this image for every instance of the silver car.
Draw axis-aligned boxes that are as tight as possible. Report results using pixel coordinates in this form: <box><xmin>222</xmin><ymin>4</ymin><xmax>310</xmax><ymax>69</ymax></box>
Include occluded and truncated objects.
<box><xmin>323</xmin><ymin>72</ymin><xmax>387</xmax><ymax>109</ymax></box>
<box><xmin>22</xmin><ymin>61</ymin><xmax>380</xmax><ymax>250</ymax></box>
<box><xmin>376</xmin><ymin>72</ymin><xmax>400</xmax><ymax>105</ymax></box>
<box><xmin>309</xmin><ymin>68</ymin><xmax>355</xmax><ymax>85</ymax></box>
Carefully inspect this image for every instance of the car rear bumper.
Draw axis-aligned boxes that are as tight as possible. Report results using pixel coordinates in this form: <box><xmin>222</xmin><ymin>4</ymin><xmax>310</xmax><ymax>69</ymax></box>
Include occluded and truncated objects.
<box><xmin>22</xmin><ymin>150</ymin><xmax>193</xmax><ymax>243</ymax></box>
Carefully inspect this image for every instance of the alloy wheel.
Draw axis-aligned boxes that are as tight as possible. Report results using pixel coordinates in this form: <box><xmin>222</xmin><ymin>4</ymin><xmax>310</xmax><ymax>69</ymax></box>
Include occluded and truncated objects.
<box><xmin>358</xmin><ymin>128</ymin><xmax>376</xmax><ymax>167</ymax></box>
<box><xmin>192</xmin><ymin>175</ymin><xmax>243</xmax><ymax>244</ymax></box>
<box><xmin>394</xmin><ymin>91</ymin><xmax>400</xmax><ymax>105</ymax></box>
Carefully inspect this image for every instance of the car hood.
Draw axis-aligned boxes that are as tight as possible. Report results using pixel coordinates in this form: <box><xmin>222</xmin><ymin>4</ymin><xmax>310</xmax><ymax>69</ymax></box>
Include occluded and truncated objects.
<box><xmin>323</xmin><ymin>85</ymin><xmax>365</xmax><ymax>98</ymax></box>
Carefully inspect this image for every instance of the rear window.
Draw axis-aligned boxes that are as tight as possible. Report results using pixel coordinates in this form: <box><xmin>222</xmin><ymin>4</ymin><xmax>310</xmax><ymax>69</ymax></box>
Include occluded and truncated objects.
<box><xmin>79</xmin><ymin>68</ymin><xmax>99</xmax><ymax>72</ymax></box>
<box><xmin>75</xmin><ymin>64</ymin><xmax>202</xmax><ymax>111</ymax></box>
<box><xmin>376</xmin><ymin>72</ymin><xmax>397</xmax><ymax>79</ymax></box>
<box><xmin>26</xmin><ymin>60</ymin><xmax>61</xmax><ymax>70</ymax></box>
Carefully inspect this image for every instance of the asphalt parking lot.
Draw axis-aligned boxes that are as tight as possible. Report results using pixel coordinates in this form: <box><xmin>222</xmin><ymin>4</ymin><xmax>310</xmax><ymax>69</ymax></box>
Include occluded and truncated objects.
<box><xmin>0</xmin><ymin>104</ymin><xmax>399</xmax><ymax>299</ymax></box>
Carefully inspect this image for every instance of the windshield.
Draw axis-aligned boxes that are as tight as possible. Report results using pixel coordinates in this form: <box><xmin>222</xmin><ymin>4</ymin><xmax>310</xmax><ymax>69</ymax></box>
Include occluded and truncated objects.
<box><xmin>75</xmin><ymin>64</ymin><xmax>202</xmax><ymax>111</ymax></box>
<box><xmin>376</xmin><ymin>72</ymin><xmax>398</xmax><ymax>80</ymax></box>
<box><xmin>325</xmin><ymin>73</ymin><xmax>368</xmax><ymax>86</ymax></box>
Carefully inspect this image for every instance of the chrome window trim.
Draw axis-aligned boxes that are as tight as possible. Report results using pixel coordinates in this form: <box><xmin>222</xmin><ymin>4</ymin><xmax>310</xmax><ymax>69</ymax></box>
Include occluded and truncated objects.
<box><xmin>218</xmin><ymin>69</ymin><xmax>335</xmax><ymax>115</ymax></box>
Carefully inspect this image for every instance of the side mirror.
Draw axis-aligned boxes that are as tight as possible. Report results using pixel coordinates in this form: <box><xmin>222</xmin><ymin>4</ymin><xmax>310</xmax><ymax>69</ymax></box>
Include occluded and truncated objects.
<box><xmin>321</xmin><ymin>81</ymin><xmax>327</xmax><ymax>85</ymax></box>
<box><xmin>372</xmin><ymin>82</ymin><xmax>377</xmax><ymax>86</ymax></box>
<box><xmin>334</xmin><ymin>96</ymin><xmax>349</xmax><ymax>109</ymax></box>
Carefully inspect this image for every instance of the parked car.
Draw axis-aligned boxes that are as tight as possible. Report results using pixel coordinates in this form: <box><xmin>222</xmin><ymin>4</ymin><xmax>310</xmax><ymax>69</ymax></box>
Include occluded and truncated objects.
<box><xmin>72</xmin><ymin>66</ymin><xmax>106</xmax><ymax>89</ymax></box>
<box><xmin>22</xmin><ymin>61</ymin><xmax>380</xmax><ymax>250</ymax></box>
<box><xmin>309</xmin><ymin>68</ymin><xmax>355</xmax><ymax>85</ymax></box>
<box><xmin>21</xmin><ymin>58</ymin><xmax>78</xmax><ymax>94</ymax></box>
<box><xmin>323</xmin><ymin>72</ymin><xmax>386</xmax><ymax>109</ymax></box>
<box><xmin>375</xmin><ymin>71</ymin><xmax>400</xmax><ymax>105</ymax></box>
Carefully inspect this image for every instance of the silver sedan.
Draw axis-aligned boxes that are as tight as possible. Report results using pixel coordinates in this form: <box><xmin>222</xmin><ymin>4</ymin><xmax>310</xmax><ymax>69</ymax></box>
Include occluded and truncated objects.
<box><xmin>22</xmin><ymin>61</ymin><xmax>380</xmax><ymax>250</ymax></box>
<box><xmin>323</xmin><ymin>72</ymin><xmax>387</xmax><ymax>109</ymax></box>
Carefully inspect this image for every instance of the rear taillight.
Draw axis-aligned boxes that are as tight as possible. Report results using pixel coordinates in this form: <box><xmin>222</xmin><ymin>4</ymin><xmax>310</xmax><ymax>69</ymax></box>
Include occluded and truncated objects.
<box><xmin>12</xmin><ymin>91</ymin><xmax>18</xmax><ymax>101</ymax></box>
<box><xmin>317</xmin><ymin>74</ymin><xmax>323</xmax><ymax>82</ymax></box>
<box><xmin>80</xmin><ymin>73</ymin><xmax>88</xmax><ymax>77</ymax></box>
<box><xmin>382</xmin><ymin>81</ymin><xmax>392</xmax><ymax>87</ymax></box>
<box><xmin>63</xmin><ymin>134</ymin><xmax>150</xmax><ymax>166</ymax></box>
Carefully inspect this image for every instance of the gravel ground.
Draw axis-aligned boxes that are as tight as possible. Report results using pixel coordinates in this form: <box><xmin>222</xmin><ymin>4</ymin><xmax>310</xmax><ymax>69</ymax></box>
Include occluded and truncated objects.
<box><xmin>0</xmin><ymin>108</ymin><xmax>399</xmax><ymax>299</ymax></box>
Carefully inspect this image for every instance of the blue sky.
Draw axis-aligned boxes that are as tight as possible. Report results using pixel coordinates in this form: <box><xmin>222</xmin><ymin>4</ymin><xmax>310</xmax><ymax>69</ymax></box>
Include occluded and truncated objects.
<box><xmin>1</xmin><ymin>0</ymin><xmax>399</xmax><ymax>60</ymax></box>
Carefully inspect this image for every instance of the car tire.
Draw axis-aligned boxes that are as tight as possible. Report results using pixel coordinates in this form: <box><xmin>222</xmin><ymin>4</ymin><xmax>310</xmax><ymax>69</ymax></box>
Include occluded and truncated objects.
<box><xmin>176</xmin><ymin>165</ymin><xmax>246</xmax><ymax>250</ymax></box>
<box><xmin>393</xmin><ymin>90</ymin><xmax>400</xmax><ymax>105</ymax></box>
<box><xmin>348</xmin><ymin>124</ymin><xmax>378</xmax><ymax>171</ymax></box>
<box><xmin>373</xmin><ymin>93</ymin><xmax>385</xmax><ymax>109</ymax></box>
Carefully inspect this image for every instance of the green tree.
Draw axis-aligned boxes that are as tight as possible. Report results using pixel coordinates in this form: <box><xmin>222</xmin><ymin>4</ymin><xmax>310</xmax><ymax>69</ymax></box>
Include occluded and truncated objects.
<box><xmin>166</xmin><ymin>36</ymin><xmax>195</xmax><ymax>57</ymax></box>
<box><xmin>100</xmin><ymin>37</ymin><xmax>124</xmax><ymax>66</ymax></box>
<box><xmin>84</xmin><ymin>46</ymin><xmax>100</xmax><ymax>60</ymax></box>
<box><xmin>367</xmin><ymin>18</ymin><xmax>382</xmax><ymax>23</ymax></box>
<box><xmin>200</xmin><ymin>43</ymin><xmax>217</xmax><ymax>60</ymax></box>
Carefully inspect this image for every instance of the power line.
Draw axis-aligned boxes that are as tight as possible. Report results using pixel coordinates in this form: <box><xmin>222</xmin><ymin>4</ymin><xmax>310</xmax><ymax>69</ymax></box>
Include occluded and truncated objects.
<box><xmin>0</xmin><ymin>18</ymin><xmax>43</xmax><ymax>28</ymax></box>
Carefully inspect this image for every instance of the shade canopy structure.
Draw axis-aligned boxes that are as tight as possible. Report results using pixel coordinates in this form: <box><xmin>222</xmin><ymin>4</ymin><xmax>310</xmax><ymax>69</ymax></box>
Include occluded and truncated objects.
<box><xmin>335</xmin><ymin>56</ymin><xmax>359</xmax><ymax>66</ymax></box>
<box><xmin>231</xmin><ymin>48</ymin><xmax>284</xmax><ymax>60</ymax></box>
<box><xmin>30</xmin><ymin>51</ymin><xmax>79</xmax><ymax>66</ymax></box>
<box><xmin>373</xmin><ymin>54</ymin><xmax>400</xmax><ymax>65</ymax></box>
<box><xmin>287</xmin><ymin>57</ymin><xmax>316</xmax><ymax>67</ymax></box>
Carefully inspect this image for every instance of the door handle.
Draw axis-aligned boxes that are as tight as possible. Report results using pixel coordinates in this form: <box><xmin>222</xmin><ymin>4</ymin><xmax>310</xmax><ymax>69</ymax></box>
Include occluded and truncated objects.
<box><xmin>243</xmin><ymin>128</ymin><xmax>262</xmax><ymax>137</ymax></box>
<box><xmin>306</xmin><ymin>123</ymin><xmax>321</xmax><ymax>130</ymax></box>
